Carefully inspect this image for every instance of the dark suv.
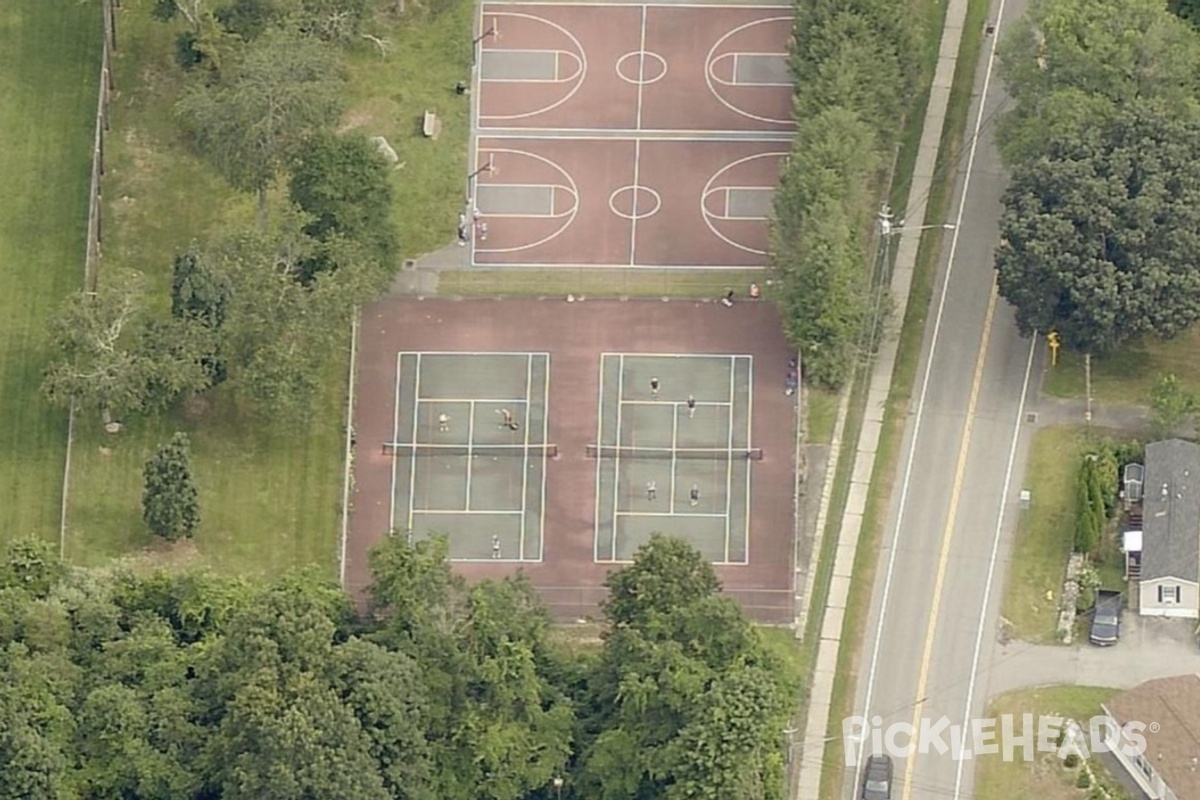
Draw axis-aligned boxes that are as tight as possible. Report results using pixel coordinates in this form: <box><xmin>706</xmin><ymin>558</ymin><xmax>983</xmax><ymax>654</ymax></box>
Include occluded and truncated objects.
<box><xmin>861</xmin><ymin>754</ymin><xmax>893</xmax><ymax>800</ymax></box>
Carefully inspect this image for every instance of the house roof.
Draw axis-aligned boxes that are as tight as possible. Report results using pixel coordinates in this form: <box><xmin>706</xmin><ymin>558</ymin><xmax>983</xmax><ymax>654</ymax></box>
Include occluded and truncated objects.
<box><xmin>1142</xmin><ymin>439</ymin><xmax>1200</xmax><ymax>583</ymax></box>
<box><xmin>1105</xmin><ymin>674</ymin><xmax>1200</xmax><ymax>800</ymax></box>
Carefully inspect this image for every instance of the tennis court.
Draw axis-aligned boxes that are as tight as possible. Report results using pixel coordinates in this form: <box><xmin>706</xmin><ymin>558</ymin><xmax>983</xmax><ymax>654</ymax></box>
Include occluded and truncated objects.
<box><xmin>593</xmin><ymin>354</ymin><xmax>754</xmax><ymax>563</ymax></box>
<box><xmin>348</xmin><ymin>298</ymin><xmax>799</xmax><ymax>623</ymax></box>
<box><xmin>387</xmin><ymin>352</ymin><xmax>551</xmax><ymax>561</ymax></box>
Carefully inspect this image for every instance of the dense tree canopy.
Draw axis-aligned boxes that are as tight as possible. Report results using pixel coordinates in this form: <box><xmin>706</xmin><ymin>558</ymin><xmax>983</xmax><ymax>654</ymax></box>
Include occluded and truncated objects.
<box><xmin>0</xmin><ymin>535</ymin><xmax>797</xmax><ymax>800</ymax></box>
<box><xmin>175</xmin><ymin>27</ymin><xmax>346</xmax><ymax>222</ymax></box>
<box><xmin>997</xmin><ymin>0</ymin><xmax>1200</xmax><ymax>164</ymax></box>
<box><xmin>289</xmin><ymin>132</ymin><xmax>400</xmax><ymax>278</ymax></box>
<box><xmin>994</xmin><ymin>101</ymin><xmax>1200</xmax><ymax>352</ymax></box>
<box><xmin>770</xmin><ymin>0</ymin><xmax>922</xmax><ymax>389</ymax></box>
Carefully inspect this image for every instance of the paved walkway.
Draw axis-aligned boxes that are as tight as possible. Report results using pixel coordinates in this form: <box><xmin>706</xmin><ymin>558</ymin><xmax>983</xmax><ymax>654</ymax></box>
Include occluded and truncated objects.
<box><xmin>791</xmin><ymin>0</ymin><xmax>971</xmax><ymax>796</ymax></box>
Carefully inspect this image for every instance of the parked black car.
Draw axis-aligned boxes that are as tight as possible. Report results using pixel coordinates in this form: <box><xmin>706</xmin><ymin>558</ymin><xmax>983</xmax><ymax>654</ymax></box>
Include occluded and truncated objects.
<box><xmin>861</xmin><ymin>754</ymin><xmax>893</xmax><ymax>800</ymax></box>
<box><xmin>1089</xmin><ymin>589</ymin><xmax>1122</xmax><ymax>646</ymax></box>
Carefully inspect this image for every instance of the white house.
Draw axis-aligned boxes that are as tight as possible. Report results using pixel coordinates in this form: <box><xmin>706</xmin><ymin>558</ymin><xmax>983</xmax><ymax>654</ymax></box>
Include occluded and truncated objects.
<box><xmin>1136</xmin><ymin>440</ymin><xmax>1200</xmax><ymax>619</ymax></box>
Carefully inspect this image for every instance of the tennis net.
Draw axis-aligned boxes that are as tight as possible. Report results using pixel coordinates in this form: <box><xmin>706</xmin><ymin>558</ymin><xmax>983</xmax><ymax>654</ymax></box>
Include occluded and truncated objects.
<box><xmin>381</xmin><ymin>443</ymin><xmax>558</xmax><ymax>457</ymax></box>
<box><xmin>586</xmin><ymin>445</ymin><xmax>762</xmax><ymax>461</ymax></box>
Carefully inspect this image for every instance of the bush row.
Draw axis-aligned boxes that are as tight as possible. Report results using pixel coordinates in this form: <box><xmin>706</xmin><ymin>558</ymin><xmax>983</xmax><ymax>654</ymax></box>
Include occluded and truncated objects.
<box><xmin>771</xmin><ymin>0</ymin><xmax>923</xmax><ymax>388</ymax></box>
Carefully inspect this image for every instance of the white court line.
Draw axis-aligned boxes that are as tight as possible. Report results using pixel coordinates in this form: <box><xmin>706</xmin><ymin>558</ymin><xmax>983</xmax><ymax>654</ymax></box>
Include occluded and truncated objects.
<box><xmin>612</xmin><ymin>355</ymin><xmax>626</xmax><ymax>561</ymax></box>
<box><xmin>476</xmin><ymin>183</ymin><xmax>566</xmax><ymax>218</ymax></box>
<box><xmin>464</xmin><ymin>401</ymin><xmax>477</xmax><ymax>510</ymax></box>
<box><xmin>742</xmin><ymin>355</ymin><xmax>753</xmax><ymax>562</ymax></box>
<box><xmin>538</xmin><ymin>353</ymin><xmax>551</xmax><ymax>562</ymax></box>
<box><xmin>418</xmin><ymin>509</ymin><xmax>524</xmax><ymax>515</ymax></box>
<box><xmin>482</xmin><ymin>1</ymin><xmax>792</xmax><ymax>7</ymax></box>
<box><xmin>629</xmin><ymin>139</ymin><xmax>642</xmax><ymax>266</ymax></box>
<box><xmin>724</xmin><ymin>355</ymin><xmax>736</xmax><ymax>561</ymax></box>
<box><xmin>478</xmin><ymin>49</ymin><xmax>579</xmax><ymax>84</ymax></box>
<box><xmin>417</xmin><ymin>396</ymin><xmax>530</xmax><ymax>404</ymax></box>
<box><xmin>711</xmin><ymin>50</ymin><xmax>791</xmax><ymax>87</ymax></box>
<box><xmin>601</xmin><ymin>350</ymin><xmax>748</xmax><ymax>359</ymax></box>
<box><xmin>407</xmin><ymin>354</ymin><xmax>423</xmax><ymax>532</ymax></box>
<box><xmin>397</xmin><ymin>350</ymin><xmax>551</xmax><ymax>357</ymax></box>
<box><xmin>388</xmin><ymin>352</ymin><xmax>404</xmax><ymax>535</ymax></box>
<box><xmin>472</xmin><ymin>147</ymin><xmax>580</xmax><ymax>254</ymax></box>
<box><xmin>704</xmin><ymin>18</ymin><xmax>794</xmax><ymax>125</ymax></box>
<box><xmin>617</xmin><ymin>511</ymin><xmax>726</xmax><ymax>518</ymax></box>
<box><xmin>593</xmin><ymin>354</ymin><xmax>607</xmax><ymax>563</ymax></box>
<box><xmin>669</xmin><ymin>399</ymin><xmax>679</xmax><ymax>509</ymax></box>
<box><xmin>456</xmin><ymin>557</ymin><xmax>533</xmax><ymax>564</ymax></box>
<box><xmin>621</xmin><ymin>399</ymin><xmax>732</xmax><ymax>407</ymax></box>
<box><xmin>468</xmin><ymin>259</ymin><xmax>768</xmax><ymax>270</ymax></box>
<box><xmin>476</xmin><ymin>129</ymin><xmax>794</xmax><ymax>140</ymax></box>
<box><xmin>476</xmin><ymin>12</ymin><xmax>587</xmax><ymax>121</ymax></box>
<box><xmin>518</xmin><ymin>355</ymin><xmax>534</xmax><ymax>559</ymax></box>
<box><xmin>635</xmin><ymin>5</ymin><xmax>647</xmax><ymax>129</ymax></box>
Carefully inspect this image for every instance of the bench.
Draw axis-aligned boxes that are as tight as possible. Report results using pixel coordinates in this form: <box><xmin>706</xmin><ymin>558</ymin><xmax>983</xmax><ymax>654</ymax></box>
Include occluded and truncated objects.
<box><xmin>422</xmin><ymin>110</ymin><xmax>441</xmax><ymax>140</ymax></box>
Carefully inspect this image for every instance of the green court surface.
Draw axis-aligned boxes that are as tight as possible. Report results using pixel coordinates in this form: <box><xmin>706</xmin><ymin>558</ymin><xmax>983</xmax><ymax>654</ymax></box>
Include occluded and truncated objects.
<box><xmin>390</xmin><ymin>352</ymin><xmax>550</xmax><ymax>561</ymax></box>
<box><xmin>594</xmin><ymin>354</ymin><xmax>753</xmax><ymax>564</ymax></box>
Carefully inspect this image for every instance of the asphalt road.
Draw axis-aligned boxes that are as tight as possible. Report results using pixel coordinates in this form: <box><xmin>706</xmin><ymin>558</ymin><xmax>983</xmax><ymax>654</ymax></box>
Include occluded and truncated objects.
<box><xmin>849</xmin><ymin>0</ymin><xmax>1041</xmax><ymax>798</ymax></box>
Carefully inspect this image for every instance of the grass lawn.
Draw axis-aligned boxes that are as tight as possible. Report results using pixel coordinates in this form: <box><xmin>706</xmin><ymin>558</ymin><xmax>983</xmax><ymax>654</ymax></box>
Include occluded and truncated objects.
<box><xmin>805</xmin><ymin>388</ymin><xmax>839</xmax><ymax>446</ymax></box>
<box><xmin>975</xmin><ymin>687</ymin><xmax>1132</xmax><ymax>800</ymax></box>
<box><xmin>66</xmin><ymin>0</ymin><xmax>475</xmax><ymax>575</ymax></box>
<box><xmin>436</xmin><ymin>267</ymin><xmax>768</xmax><ymax>299</ymax></box>
<box><xmin>0</xmin><ymin>1</ymin><xmax>101</xmax><ymax>547</ymax></box>
<box><xmin>1000</xmin><ymin>426</ymin><xmax>1134</xmax><ymax>644</ymax></box>
<box><xmin>1042</xmin><ymin>328</ymin><xmax>1200</xmax><ymax>404</ymax></box>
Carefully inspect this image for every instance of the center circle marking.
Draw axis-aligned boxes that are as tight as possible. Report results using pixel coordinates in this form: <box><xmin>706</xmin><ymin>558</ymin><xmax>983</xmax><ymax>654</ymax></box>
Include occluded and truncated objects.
<box><xmin>615</xmin><ymin>50</ymin><xmax>667</xmax><ymax>85</ymax></box>
<box><xmin>609</xmin><ymin>186</ymin><xmax>661</xmax><ymax>220</ymax></box>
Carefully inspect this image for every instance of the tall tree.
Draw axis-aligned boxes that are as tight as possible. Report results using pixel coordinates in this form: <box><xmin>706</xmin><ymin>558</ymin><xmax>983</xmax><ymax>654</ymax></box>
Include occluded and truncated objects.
<box><xmin>175</xmin><ymin>28</ymin><xmax>346</xmax><ymax>224</ymax></box>
<box><xmin>289</xmin><ymin>132</ymin><xmax>399</xmax><ymax>277</ymax></box>
<box><xmin>1149</xmin><ymin>373</ymin><xmax>1196</xmax><ymax>438</ymax></box>
<box><xmin>994</xmin><ymin>101</ymin><xmax>1200</xmax><ymax>353</ymax></box>
<box><xmin>997</xmin><ymin>0</ymin><xmax>1200</xmax><ymax>163</ymax></box>
<box><xmin>41</xmin><ymin>271</ymin><xmax>209</xmax><ymax>424</ymax></box>
<box><xmin>143</xmin><ymin>433</ymin><xmax>201</xmax><ymax>542</ymax></box>
<box><xmin>205</xmin><ymin>213</ymin><xmax>376</xmax><ymax>418</ymax></box>
<box><xmin>770</xmin><ymin>195</ymin><xmax>868</xmax><ymax>389</ymax></box>
<box><xmin>603</xmin><ymin>534</ymin><xmax>722</xmax><ymax>629</ymax></box>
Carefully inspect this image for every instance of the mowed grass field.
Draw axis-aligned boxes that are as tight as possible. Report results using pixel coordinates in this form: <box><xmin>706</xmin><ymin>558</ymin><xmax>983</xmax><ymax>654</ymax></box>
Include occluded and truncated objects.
<box><xmin>0</xmin><ymin>2</ymin><xmax>101</xmax><ymax>546</ymax></box>
<box><xmin>63</xmin><ymin>0</ymin><xmax>475</xmax><ymax>575</ymax></box>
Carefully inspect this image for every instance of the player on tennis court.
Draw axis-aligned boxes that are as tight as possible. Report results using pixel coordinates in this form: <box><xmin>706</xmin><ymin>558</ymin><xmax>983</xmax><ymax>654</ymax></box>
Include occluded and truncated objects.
<box><xmin>650</xmin><ymin>377</ymin><xmax>660</xmax><ymax>397</ymax></box>
<box><xmin>438</xmin><ymin>413</ymin><xmax>451</xmax><ymax>432</ymax></box>
<box><xmin>497</xmin><ymin>408</ymin><xmax>519</xmax><ymax>431</ymax></box>
<box><xmin>491</xmin><ymin>535</ymin><xmax>502</xmax><ymax>559</ymax></box>
<box><xmin>686</xmin><ymin>395</ymin><xmax>696</xmax><ymax>418</ymax></box>
<box><xmin>646</xmin><ymin>480</ymin><xmax>657</xmax><ymax>501</ymax></box>
<box><xmin>689</xmin><ymin>484</ymin><xmax>700</xmax><ymax>507</ymax></box>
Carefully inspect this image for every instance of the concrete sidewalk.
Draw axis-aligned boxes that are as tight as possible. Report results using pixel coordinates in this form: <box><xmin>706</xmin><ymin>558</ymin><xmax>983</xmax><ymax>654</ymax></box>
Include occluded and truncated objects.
<box><xmin>792</xmin><ymin>1</ymin><xmax>972</xmax><ymax>797</ymax></box>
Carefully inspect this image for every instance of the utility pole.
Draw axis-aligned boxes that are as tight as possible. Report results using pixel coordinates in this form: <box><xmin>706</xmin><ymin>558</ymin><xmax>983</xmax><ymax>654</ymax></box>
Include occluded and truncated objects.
<box><xmin>877</xmin><ymin>204</ymin><xmax>895</xmax><ymax>237</ymax></box>
<box><xmin>1085</xmin><ymin>353</ymin><xmax>1093</xmax><ymax>424</ymax></box>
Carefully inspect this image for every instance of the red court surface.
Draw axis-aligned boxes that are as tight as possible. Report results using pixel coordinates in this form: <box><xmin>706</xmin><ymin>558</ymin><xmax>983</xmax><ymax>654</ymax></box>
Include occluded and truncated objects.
<box><xmin>346</xmin><ymin>298</ymin><xmax>799</xmax><ymax>624</ymax></box>
<box><xmin>469</xmin><ymin>2</ymin><xmax>794</xmax><ymax>269</ymax></box>
<box><xmin>472</xmin><ymin>138</ymin><xmax>787</xmax><ymax>267</ymax></box>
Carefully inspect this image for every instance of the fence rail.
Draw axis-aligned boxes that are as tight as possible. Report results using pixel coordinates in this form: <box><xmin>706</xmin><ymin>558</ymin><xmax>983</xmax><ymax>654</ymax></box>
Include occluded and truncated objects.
<box><xmin>535</xmin><ymin>584</ymin><xmax>795</xmax><ymax>624</ymax></box>
<box><xmin>62</xmin><ymin>0</ymin><xmax>117</xmax><ymax>553</ymax></box>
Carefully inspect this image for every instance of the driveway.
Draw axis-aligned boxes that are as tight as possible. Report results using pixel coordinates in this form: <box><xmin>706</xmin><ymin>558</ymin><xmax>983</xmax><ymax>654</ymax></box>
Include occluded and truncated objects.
<box><xmin>986</xmin><ymin>616</ymin><xmax>1200</xmax><ymax>698</ymax></box>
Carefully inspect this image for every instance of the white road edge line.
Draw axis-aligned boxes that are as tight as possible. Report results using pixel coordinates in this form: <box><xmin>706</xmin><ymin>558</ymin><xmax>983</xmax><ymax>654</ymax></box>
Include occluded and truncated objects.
<box><xmin>952</xmin><ymin>332</ymin><xmax>1037</xmax><ymax>799</ymax></box>
<box><xmin>857</xmin><ymin>0</ymin><xmax>1011</xmax><ymax>778</ymax></box>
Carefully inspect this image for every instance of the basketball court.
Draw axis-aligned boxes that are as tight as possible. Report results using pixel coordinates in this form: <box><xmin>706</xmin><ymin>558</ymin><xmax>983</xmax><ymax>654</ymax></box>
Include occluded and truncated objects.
<box><xmin>467</xmin><ymin>1</ymin><xmax>794</xmax><ymax>269</ymax></box>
